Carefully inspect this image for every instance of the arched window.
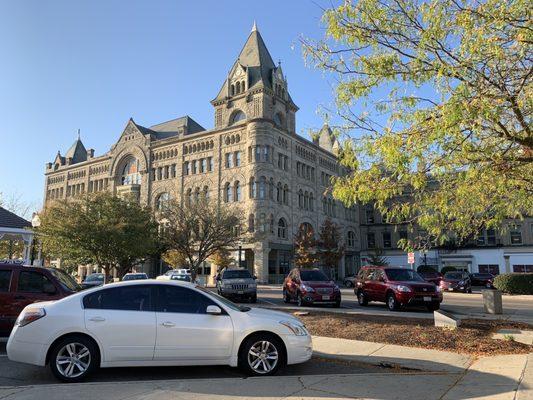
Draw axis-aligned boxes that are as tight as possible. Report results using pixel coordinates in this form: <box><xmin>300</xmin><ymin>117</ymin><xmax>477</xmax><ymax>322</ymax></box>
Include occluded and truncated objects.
<box><xmin>230</xmin><ymin>84</ymin><xmax>235</xmax><ymax>96</ymax></box>
<box><xmin>194</xmin><ymin>187</ymin><xmax>200</xmax><ymax>203</ymax></box>
<box><xmin>309</xmin><ymin>193</ymin><xmax>314</xmax><ymax>211</ymax></box>
<box><xmin>259</xmin><ymin>213</ymin><xmax>267</xmax><ymax>233</ymax></box>
<box><xmin>186</xmin><ymin>188</ymin><xmax>192</xmax><ymax>205</ymax></box>
<box><xmin>301</xmin><ymin>222</ymin><xmax>314</xmax><ymax>236</ymax></box>
<box><xmin>236</xmin><ymin>81</ymin><xmax>241</xmax><ymax>94</ymax></box>
<box><xmin>347</xmin><ymin>231</ymin><xmax>356</xmax><ymax>248</ymax></box>
<box><xmin>269</xmin><ymin>178</ymin><xmax>274</xmax><ymax>199</ymax></box>
<box><xmin>276</xmin><ymin>182</ymin><xmax>282</xmax><ymax>203</ymax></box>
<box><xmin>273</xmin><ymin>112</ymin><xmax>284</xmax><ymax>127</ymax></box>
<box><xmin>269</xmin><ymin>214</ymin><xmax>274</xmax><ymax>234</ymax></box>
<box><xmin>298</xmin><ymin>190</ymin><xmax>303</xmax><ymax>208</ymax></box>
<box><xmin>234</xmin><ymin>181</ymin><xmax>241</xmax><ymax>201</ymax></box>
<box><xmin>304</xmin><ymin>191</ymin><xmax>309</xmax><ymax>210</ymax></box>
<box><xmin>121</xmin><ymin>158</ymin><xmax>141</xmax><ymax>185</ymax></box>
<box><xmin>230</xmin><ymin>110</ymin><xmax>246</xmax><ymax>125</ymax></box>
<box><xmin>224</xmin><ymin>182</ymin><xmax>232</xmax><ymax>202</ymax></box>
<box><xmin>278</xmin><ymin>218</ymin><xmax>287</xmax><ymax>239</ymax></box>
<box><xmin>249</xmin><ymin>176</ymin><xmax>256</xmax><ymax>198</ymax></box>
<box><xmin>156</xmin><ymin>192</ymin><xmax>171</xmax><ymax>211</ymax></box>
<box><xmin>248</xmin><ymin>214</ymin><xmax>255</xmax><ymax>233</ymax></box>
<box><xmin>258</xmin><ymin>176</ymin><xmax>266</xmax><ymax>199</ymax></box>
<box><xmin>241</xmin><ymin>80</ymin><xmax>246</xmax><ymax>91</ymax></box>
<box><xmin>283</xmin><ymin>184</ymin><xmax>289</xmax><ymax>205</ymax></box>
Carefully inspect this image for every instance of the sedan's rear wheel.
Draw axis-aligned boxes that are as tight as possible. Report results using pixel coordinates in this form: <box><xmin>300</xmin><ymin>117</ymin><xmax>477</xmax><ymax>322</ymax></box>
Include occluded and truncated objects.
<box><xmin>49</xmin><ymin>335</ymin><xmax>98</xmax><ymax>382</ymax></box>
<box><xmin>357</xmin><ymin>290</ymin><xmax>368</xmax><ymax>306</ymax></box>
<box><xmin>239</xmin><ymin>334</ymin><xmax>285</xmax><ymax>376</ymax></box>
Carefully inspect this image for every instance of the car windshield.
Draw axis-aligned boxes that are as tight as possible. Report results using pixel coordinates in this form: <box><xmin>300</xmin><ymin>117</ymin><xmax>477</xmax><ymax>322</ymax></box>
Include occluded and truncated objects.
<box><xmin>444</xmin><ymin>272</ymin><xmax>464</xmax><ymax>279</ymax></box>
<box><xmin>123</xmin><ymin>274</ymin><xmax>146</xmax><ymax>280</ymax></box>
<box><xmin>421</xmin><ymin>272</ymin><xmax>440</xmax><ymax>278</ymax></box>
<box><xmin>85</xmin><ymin>274</ymin><xmax>104</xmax><ymax>282</ymax></box>
<box><xmin>48</xmin><ymin>269</ymin><xmax>82</xmax><ymax>292</ymax></box>
<box><xmin>474</xmin><ymin>273</ymin><xmax>493</xmax><ymax>278</ymax></box>
<box><xmin>195</xmin><ymin>286</ymin><xmax>250</xmax><ymax>312</ymax></box>
<box><xmin>385</xmin><ymin>269</ymin><xmax>425</xmax><ymax>282</ymax></box>
<box><xmin>171</xmin><ymin>275</ymin><xmax>191</xmax><ymax>282</ymax></box>
<box><xmin>222</xmin><ymin>270</ymin><xmax>252</xmax><ymax>279</ymax></box>
<box><xmin>300</xmin><ymin>270</ymin><xmax>329</xmax><ymax>282</ymax></box>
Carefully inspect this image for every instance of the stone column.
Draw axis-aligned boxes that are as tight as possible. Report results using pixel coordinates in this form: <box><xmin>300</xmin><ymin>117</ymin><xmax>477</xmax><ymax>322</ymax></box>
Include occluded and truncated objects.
<box><xmin>253</xmin><ymin>242</ymin><xmax>269</xmax><ymax>283</ymax></box>
<box><xmin>339</xmin><ymin>256</ymin><xmax>346</xmax><ymax>280</ymax></box>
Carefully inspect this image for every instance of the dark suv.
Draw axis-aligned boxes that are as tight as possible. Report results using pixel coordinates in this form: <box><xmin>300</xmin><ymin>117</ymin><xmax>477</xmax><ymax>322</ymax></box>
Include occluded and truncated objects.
<box><xmin>283</xmin><ymin>268</ymin><xmax>341</xmax><ymax>307</ymax></box>
<box><xmin>0</xmin><ymin>264</ymin><xmax>81</xmax><ymax>336</ymax></box>
<box><xmin>355</xmin><ymin>266</ymin><xmax>442</xmax><ymax>311</ymax></box>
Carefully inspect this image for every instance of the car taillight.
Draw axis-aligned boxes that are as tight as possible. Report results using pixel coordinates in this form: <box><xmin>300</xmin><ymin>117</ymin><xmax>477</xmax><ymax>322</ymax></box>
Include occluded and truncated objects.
<box><xmin>15</xmin><ymin>307</ymin><xmax>46</xmax><ymax>327</ymax></box>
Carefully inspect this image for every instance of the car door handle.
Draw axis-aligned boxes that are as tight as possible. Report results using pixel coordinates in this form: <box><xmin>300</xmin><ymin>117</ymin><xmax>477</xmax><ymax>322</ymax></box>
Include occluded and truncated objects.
<box><xmin>88</xmin><ymin>316</ymin><xmax>106</xmax><ymax>322</ymax></box>
<box><xmin>161</xmin><ymin>321</ymin><xmax>175</xmax><ymax>327</ymax></box>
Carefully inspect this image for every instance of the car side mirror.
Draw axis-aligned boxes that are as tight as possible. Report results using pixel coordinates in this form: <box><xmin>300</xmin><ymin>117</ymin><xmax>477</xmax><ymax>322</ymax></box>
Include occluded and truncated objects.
<box><xmin>43</xmin><ymin>283</ymin><xmax>57</xmax><ymax>295</ymax></box>
<box><xmin>206</xmin><ymin>305</ymin><xmax>222</xmax><ymax>315</ymax></box>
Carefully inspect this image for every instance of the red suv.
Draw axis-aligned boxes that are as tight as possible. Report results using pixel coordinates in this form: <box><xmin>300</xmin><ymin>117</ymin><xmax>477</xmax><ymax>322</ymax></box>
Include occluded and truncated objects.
<box><xmin>355</xmin><ymin>266</ymin><xmax>442</xmax><ymax>311</ymax></box>
<box><xmin>283</xmin><ymin>268</ymin><xmax>341</xmax><ymax>307</ymax></box>
<box><xmin>0</xmin><ymin>264</ymin><xmax>81</xmax><ymax>336</ymax></box>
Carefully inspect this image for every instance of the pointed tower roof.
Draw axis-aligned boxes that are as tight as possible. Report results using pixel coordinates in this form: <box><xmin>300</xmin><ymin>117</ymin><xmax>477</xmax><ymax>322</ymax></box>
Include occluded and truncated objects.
<box><xmin>65</xmin><ymin>132</ymin><xmax>87</xmax><ymax>164</ymax></box>
<box><xmin>213</xmin><ymin>24</ymin><xmax>277</xmax><ymax>102</ymax></box>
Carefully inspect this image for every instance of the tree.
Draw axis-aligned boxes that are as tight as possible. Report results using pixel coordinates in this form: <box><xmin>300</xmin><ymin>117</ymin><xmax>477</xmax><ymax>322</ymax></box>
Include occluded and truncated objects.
<box><xmin>37</xmin><ymin>192</ymin><xmax>159</xmax><ymax>281</ymax></box>
<box><xmin>304</xmin><ymin>0</ymin><xmax>533</xmax><ymax>249</ymax></box>
<box><xmin>160</xmin><ymin>199</ymin><xmax>242</xmax><ymax>280</ymax></box>
<box><xmin>367</xmin><ymin>248</ymin><xmax>389</xmax><ymax>267</ymax></box>
<box><xmin>0</xmin><ymin>191</ymin><xmax>35</xmax><ymax>220</ymax></box>
<box><xmin>161</xmin><ymin>249</ymin><xmax>189</xmax><ymax>269</ymax></box>
<box><xmin>209</xmin><ymin>248</ymin><xmax>234</xmax><ymax>272</ymax></box>
<box><xmin>293</xmin><ymin>225</ymin><xmax>319</xmax><ymax>269</ymax></box>
<box><xmin>317</xmin><ymin>219</ymin><xmax>345</xmax><ymax>271</ymax></box>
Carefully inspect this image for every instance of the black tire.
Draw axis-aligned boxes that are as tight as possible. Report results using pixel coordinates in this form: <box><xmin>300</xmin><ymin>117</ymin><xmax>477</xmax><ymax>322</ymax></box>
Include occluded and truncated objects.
<box><xmin>357</xmin><ymin>290</ymin><xmax>368</xmax><ymax>306</ymax></box>
<box><xmin>386</xmin><ymin>293</ymin><xmax>400</xmax><ymax>311</ymax></box>
<box><xmin>250</xmin><ymin>294</ymin><xmax>257</xmax><ymax>303</ymax></box>
<box><xmin>238</xmin><ymin>333</ymin><xmax>286</xmax><ymax>376</ymax></box>
<box><xmin>426</xmin><ymin>303</ymin><xmax>440</xmax><ymax>312</ymax></box>
<box><xmin>49</xmin><ymin>335</ymin><xmax>98</xmax><ymax>383</ymax></box>
<box><xmin>333</xmin><ymin>299</ymin><xmax>341</xmax><ymax>308</ymax></box>
<box><xmin>282</xmin><ymin>289</ymin><xmax>290</xmax><ymax>304</ymax></box>
<box><xmin>297</xmin><ymin>292</ymin><xmax>306</xmax><ymax>307</ymax></box>
<box><xmin>467</xmin><ymin>287</ymin><xmax>472</xmax><ymax>294</ymax></box>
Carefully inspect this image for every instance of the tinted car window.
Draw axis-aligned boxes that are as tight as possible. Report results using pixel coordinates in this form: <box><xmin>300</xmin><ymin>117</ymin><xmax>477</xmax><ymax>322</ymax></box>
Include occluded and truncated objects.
<box><xmin>300</xmin><ymin>270</ymin><xmax>329</xmax><ymax>281</ymax></box>
<box><xmin>83</xmin><ymin>285</ymin><xmax>152</xmax><ymax>311</ymax></box>
<box><xmin>385</xmin><ymin>269</ymin><xmax>424</xmax><ymax>282</ymax></box>
<box><xmin>171</xmin><ymin>275</ymin><xmax>191</xmax><ymax>282</ymax></box>
<box><xmin>0</xmin><ymin>270</ymin><xmax>11</xmax><ymax>292</ymax></box>
<box><xmin>48</xmin><ymin>269</ymin><xmax>81</xmax><ymax>291</ymax></box>
<box><xmin>444</xmin><ymin>272</ymin><xmax>464</xmax><ymax>279</ymax></box>
<box><xmin>157</xmin><ymin>285</ymin><xmax>216</xmax><ymax>314</ymax></box>
<box><xmin>222</xmin><ymin>270</ymin><xmax>252</xmax><ymax>279</ymax></box>
<box><xmin>17</xmin><ymin>271</ymin><xmax>54</xmax><ymax>293</ymax></box>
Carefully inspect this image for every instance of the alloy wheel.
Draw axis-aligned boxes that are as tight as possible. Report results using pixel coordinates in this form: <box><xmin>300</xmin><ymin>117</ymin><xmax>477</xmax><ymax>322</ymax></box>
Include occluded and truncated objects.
<box><xmin>247</xmin><ymin>340</ymin><xmax>279</xmax><ymax>374</ymax></box>
<box><xmin>55</xmin><ymin>342</ymin><xmax>91</xmax><ymax>379</ymax></box>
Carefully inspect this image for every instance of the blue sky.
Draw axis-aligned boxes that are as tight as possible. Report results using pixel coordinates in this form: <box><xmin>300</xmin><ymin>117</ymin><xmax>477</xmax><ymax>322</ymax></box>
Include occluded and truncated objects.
<box><xmin>0</xmin><ymin>0</ymin><xmax>340</xmax><ymax>211</ymax></box>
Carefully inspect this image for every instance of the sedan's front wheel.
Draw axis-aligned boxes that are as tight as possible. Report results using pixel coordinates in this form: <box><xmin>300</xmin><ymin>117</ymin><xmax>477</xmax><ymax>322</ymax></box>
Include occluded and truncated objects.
<box><xmin>239</xmin><ymin>334</ymin><xmax>285</xmax><ymax>376</ymax></box>
<box><xmin>49</xmin><ymin>335</ymin><xmax>98</xmax><ymax>382</ymax></box>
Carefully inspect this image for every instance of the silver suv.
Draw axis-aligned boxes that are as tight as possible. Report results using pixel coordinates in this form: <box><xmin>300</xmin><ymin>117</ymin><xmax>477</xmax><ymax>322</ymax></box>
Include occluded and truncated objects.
<box><xmin>216</xmin><ymin>268</ymin><xmax>257</xmax><ymax>303</ymax></box>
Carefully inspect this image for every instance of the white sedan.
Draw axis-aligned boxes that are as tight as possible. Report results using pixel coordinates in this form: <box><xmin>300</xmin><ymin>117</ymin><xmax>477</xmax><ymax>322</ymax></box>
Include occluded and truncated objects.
<box><xmin>7</xmin><ymin>280</ymin><xmax>312</xmax><ymax>382</ymax></box>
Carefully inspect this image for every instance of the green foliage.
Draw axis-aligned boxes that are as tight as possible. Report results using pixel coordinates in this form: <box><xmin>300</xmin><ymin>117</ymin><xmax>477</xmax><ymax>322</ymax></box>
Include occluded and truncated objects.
<box><xmin>303</xmin><ymin>0</ymin><xmax>533</xmax><ymax>249</ymax></box>
<box><xmin>317</xmin><ymin>219</ymin><xmax>345</xmax><ymax>267</ymax></box>
<box><xmin>440</xmin><ymin>266</ymin><xmax>457</xmax><ymax>275</ymax></box>
<box><xmin>162</xmin><ymin>249</ymin><xmax>189</xmax><ymax>269</ymax></box>
<box><xmin>493</xmin><ymin>273</ymin><xmax>533</xmax><ymax>295</ymax></box>
<box><xmin>209</xmin><ymin>248</ymin><xmax>234</xmax><ymax>271</ymax></box>
<box><xmin>293</xmin><ymin>225</ymin><xmax>319</xmax><ymax>269</ymax></box>
<box><xmin>417</xmin><ymin>265</ymin><xmax>437</xmax><ymax>273</ymax></box>
<box><xmin>37</xmin><ymin>192</ymin><xmax>159</xmax><ymax>281</ymax></box>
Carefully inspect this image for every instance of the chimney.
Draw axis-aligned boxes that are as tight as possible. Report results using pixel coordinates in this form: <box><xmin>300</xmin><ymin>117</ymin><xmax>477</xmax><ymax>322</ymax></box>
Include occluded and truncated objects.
<box><xmin>87</xmin><ymin>149</ymin><xmax>95</xmax><ymax>158</ymax></box>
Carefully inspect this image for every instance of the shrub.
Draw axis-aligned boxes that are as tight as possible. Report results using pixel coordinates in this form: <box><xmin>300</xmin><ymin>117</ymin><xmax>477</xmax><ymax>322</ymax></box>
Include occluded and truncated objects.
<box><xmin>493</xmin><ymin>273</ymin><xmax>533</xmax><ymax>295</ymax></box>
<box><xmin>440</xmin><ymin>266</ymin><xmax>457</xmax><ymax>275</ymax></box>
<box><xmin>417</xmin><ymin>265</ymin><xmax>437</xmax><ymax>273</ymax></box>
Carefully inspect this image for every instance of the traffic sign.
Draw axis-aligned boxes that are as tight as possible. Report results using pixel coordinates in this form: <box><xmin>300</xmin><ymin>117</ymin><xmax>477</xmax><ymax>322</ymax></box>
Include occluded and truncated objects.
<box><xmin>407</xmin><ymin>252</ymin><xmax>415</xmax><ymax>264</ymax></box>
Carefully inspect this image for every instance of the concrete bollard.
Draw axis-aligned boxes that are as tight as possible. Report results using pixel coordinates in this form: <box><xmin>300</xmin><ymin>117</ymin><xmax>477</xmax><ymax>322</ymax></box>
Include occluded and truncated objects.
<box><xmin>483</xmin><ymin>289</ymin><xmax>503</xmax><ymax>314</ymax></box>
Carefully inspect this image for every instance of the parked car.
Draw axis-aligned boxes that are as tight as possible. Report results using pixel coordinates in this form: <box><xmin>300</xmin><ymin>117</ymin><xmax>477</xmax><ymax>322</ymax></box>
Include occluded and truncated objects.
<box><xmin>122</xmin><ymin>273</ymin><xmax>148</xmax><ymax>281</ymax></box>
<box><xmin>283</xmin><ymin>268</ymin><xmax>341</xmax><ymax>307</ymax></box>
<box><xmin>419</xmin><ymin>271</ymin><xmax>443</xmax><ymax>286</ymax></box>
<box><xmin>216</xmin><ymin>268</ymin><xmax>257</xmax><ymax>303</ymax></box>
<box><xmin>7</xmin><ymin>280</ymin><xmax>312</xmax><ymax>382</ymax></box>
<box><xmin>469</xmin><ymin>273</ymin><xmax>495</xmax><ymax>288</ymax></box>
<box><xmin>354</xmin><ymin>266</ymin><xmax>442</xmax><ymax>311</ymax></box>
<box><xmin>439</xmin><ymin>271</ymin><xmax>472</xmax><ymax>293</ymax></box>
<box><xmin>157</xmin><ymin>269</ymin><xmax>193</xmax><ymax>282</ymax></box>
<box><xmin>0</xmin><ymin>263</ymin><xmax>81</xmax><ymax>336</ymax></box>
<box><xmin>343</xmin><ymin>275</ymin><xmax>356</xmax><ymax>288</ymax></box>
<box><xmin>81</xmin><ymin>273</ymin><xmax>105</xmax><ymax>289</ymax></box>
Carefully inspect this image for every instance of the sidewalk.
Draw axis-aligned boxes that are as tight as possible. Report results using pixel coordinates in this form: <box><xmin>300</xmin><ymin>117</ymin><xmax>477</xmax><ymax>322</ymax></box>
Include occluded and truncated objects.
<box><xmin>313</xmin><ymin>335</ymin><xmax>533</xmax><ymax>400</ymax></box>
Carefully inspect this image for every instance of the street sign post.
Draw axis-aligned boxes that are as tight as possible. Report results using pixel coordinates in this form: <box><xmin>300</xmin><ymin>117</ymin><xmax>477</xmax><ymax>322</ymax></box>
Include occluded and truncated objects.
<box><xmin>408</xmin><ymin>252</ymin><xmax>415</xmax><ymax>269</ymax></box>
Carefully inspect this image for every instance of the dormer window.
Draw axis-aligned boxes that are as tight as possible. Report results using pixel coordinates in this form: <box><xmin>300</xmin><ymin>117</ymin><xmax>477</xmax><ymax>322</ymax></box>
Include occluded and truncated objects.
<box><xmin>230</xmin><ymin>110</ymin><xmax>246</xmax><ymax>125</ymax></box>
<box><xmin>274</xmin><ymin>112</ymin><xmax>284</xmax><ymax>127</ymax></box>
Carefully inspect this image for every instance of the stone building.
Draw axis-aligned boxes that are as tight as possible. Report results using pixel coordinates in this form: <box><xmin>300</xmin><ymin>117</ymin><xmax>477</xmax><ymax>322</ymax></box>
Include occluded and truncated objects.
<box><xmin>43</xmin><ymin>25</ymin><xmax>360</xmax><ymax>283</ymax></box>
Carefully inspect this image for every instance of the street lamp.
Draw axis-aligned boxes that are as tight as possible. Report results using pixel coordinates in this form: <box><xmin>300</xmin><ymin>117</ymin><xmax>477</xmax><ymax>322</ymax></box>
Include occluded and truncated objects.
<box><xmin>31</xmin><ymin>213</ymin><xmax>41</xmax><ymax>266</ymax></box>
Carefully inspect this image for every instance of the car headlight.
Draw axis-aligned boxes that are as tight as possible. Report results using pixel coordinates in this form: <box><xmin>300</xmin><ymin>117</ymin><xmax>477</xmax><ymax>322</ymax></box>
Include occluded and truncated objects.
<box><xmin>280</xmin><ymin>320</ymin><xmax>309</xmax><ymax>336</ymax></box>
<box><xmin>301</xmin><ymin>284</ymin><xmax>315</xmax><ymax>293</ymax></box>
<box><xmin>396</xmin><ymin>285</ymin><xmax>412</xmax><ymax>293</ymax></box>
<box><xmin>458</xmin><ymin>280</ymin><xmax>465</xmax><ymax>286</ymax></box>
